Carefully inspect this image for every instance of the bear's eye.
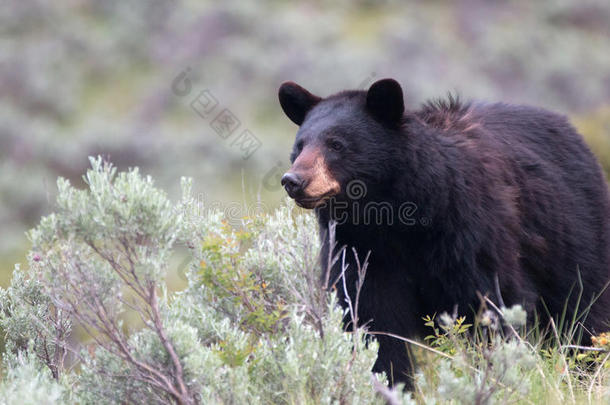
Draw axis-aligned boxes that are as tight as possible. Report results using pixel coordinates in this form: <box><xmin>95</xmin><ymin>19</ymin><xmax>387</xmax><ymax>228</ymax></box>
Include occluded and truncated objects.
<box><xmin>328</xmin><ymin>140</ymin><xmax>344</xmax><ymax>152</ymax></box>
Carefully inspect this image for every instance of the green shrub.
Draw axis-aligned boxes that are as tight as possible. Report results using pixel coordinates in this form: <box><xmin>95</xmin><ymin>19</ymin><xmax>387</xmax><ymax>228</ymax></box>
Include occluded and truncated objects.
<box><xmin>0</xmin><ymin>158</ymin><xmax>410</xmax><ymax>404</ymax></box>
<box><xmin>0</xmin><ymin>351</ymin><xmax>68</xmax><ymax>405</ymax></box>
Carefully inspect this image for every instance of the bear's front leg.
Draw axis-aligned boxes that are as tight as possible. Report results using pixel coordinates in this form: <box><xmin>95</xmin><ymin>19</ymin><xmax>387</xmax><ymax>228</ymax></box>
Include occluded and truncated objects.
<box><xmin>372</xmin><ymin>334</ymin><xmax>414</xmax><ymax>389</ymax></box>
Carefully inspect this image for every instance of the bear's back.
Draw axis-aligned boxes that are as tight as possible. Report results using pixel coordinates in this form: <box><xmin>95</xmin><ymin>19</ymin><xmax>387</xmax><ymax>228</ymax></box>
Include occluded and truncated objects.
<box><xmin>473</xmin><ymin>103</ymin><xmax>609</xmax><ymax>249</ymax></box>
<box><xmin>416</xmin><ymin>99</ymin><xmax>610</xmax><ymax>332</ymax></box>
<box><xmin>475</xmin><ymin>102</ymin><xmax>610</xmax><ymax>328</ymax></box>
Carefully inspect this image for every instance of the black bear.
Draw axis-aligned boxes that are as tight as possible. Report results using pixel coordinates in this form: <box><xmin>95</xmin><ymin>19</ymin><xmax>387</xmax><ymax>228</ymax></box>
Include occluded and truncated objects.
<box><xmin>278</xmin><ymin>78</ymin><xmax>610</xmax><ymax>386</ymax></box>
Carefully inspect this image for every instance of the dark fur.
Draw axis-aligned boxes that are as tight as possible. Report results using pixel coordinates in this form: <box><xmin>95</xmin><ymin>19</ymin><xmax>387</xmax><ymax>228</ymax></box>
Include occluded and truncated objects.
<box><xmin>281</xmin><ymin>83</ymin><xmax>610</xmax><ymax>387</ymax></box>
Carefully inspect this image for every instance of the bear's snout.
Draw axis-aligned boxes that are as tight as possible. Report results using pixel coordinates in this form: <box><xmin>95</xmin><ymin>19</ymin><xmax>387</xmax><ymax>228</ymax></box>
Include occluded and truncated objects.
<box><xmin>281</xmin><ymin>172</ymin><xmax>304</xmax><ymax>197</ymax></box>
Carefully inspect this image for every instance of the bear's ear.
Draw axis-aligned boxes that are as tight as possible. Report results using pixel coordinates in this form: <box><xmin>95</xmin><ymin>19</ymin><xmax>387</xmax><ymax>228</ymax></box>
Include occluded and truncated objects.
<box><xmin>366</xmin><ymin>78</ymin><xmax>404</xmax><ymax>125</ymax></box>
<box><xmin>278</xmin><ymin>82</ymin><xmax>321</xmax><ymax>126</ymax></box>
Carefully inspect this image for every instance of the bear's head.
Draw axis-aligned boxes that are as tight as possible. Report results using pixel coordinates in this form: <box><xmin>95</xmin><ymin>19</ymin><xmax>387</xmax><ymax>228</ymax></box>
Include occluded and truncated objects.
<box><xmin>278</xmin><ymin>78</ymin><xmax>406</xmax><ymax>209</ymax></box>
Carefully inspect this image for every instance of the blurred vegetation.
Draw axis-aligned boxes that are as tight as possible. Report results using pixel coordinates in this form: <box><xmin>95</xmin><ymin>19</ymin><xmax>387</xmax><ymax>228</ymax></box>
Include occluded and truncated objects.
<box><xmin>1</xmin><ymin>0</ymin><xmax>610</xmax><ymax>286</ymax></box>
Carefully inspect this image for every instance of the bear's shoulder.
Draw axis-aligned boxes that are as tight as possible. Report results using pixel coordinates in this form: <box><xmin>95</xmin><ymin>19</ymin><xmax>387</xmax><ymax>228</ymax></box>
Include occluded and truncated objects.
<box><xmin>415</xmin><ymin>96</ymin><xmax>569</xmax><ymax>133</ymax></box>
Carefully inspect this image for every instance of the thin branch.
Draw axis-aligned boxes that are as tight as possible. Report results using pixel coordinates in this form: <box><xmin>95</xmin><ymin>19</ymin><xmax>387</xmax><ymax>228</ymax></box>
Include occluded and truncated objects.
<box><xmin>549</xmin><ymin>317</ymin><xmax>576</xmax><ymax>404</ymax></box>
<box><xmin>587</xmin><ymin>351</ymin><xmax>610</xmax><ymax>403</ymax></box>
<box><xmin>149</xmin><ymin>286</ymin><xmax>190</xmax><ymax>403</ymax></box>
<box><xmin>561</xmin><ymin>345</ymin><xmax>607</xmax><ymax>353</ymax></box>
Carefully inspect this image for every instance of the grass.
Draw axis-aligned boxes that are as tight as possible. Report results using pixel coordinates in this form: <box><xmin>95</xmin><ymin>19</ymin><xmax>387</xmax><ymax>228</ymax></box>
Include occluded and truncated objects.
<box><xmin>406</xmin><ymin>293</ymin><xmax>610</xmax><ymax>404</ymax></box>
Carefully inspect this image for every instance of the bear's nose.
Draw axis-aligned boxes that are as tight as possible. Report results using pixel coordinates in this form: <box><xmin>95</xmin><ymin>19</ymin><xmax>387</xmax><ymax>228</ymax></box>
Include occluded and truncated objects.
<box><xmin>281</xmin><ymin>172</ymin><xmax>304</xmax><ymax>197</ymax></box>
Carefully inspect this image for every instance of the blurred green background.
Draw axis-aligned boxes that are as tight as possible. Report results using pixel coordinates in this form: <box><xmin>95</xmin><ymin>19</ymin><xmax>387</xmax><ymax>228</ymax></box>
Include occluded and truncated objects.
<box><xmin>2</xmin><ymin>0</ymin><xmax>610</xmax><ymax>287</ymax></box>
